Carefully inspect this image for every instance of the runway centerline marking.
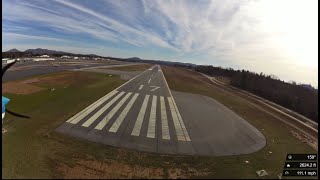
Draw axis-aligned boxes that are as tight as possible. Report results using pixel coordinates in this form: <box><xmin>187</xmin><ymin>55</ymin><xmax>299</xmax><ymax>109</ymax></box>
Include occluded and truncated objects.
<box><xmin>131</xmin><ymin>95</ymin><xmax>150</xmax><ymax>136</ymax></box>
<box><xmin>150</xmin><ymin>86</ymin><xmax>160</xmax><ymax>92</ymax></box>
<box><xmin>160</xmin><ymin>96</ymin><xmax>170</xmax><ymax>140</ymax></box>
<box><xmin>138</xmin><ymin>85</ymin><xmax>144</xmax><ymax>90</ymax></box>
<box><xmin>95</xmin><ymin>92</ymin><xmax>132</xmax><ymax>130</ymax></box>
<box><xmin>82</xmin><ymin>91</ymin><xmax>125</xmax><ymax>127</ymax></box>
<box><xmin>109</xmin><ymin>93</ymin><xmax>139</xmax><ymax>133</ymax></box>
<box><xmin>67</xmin><ymin>90</ymin><xmax>118</xmax><ymax>124</ymax></box>
<box><xmin>147</xmin><ymin>95</ymin><xmax>157</xmax><ymax>138</ymax></box>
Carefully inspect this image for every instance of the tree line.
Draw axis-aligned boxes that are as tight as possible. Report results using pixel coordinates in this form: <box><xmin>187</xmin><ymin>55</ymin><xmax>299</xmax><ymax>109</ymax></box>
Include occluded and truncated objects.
<box><xmin>195</xmin><ymin>65</ymin><xmax>318</xmax><ymax>122</ymax></box>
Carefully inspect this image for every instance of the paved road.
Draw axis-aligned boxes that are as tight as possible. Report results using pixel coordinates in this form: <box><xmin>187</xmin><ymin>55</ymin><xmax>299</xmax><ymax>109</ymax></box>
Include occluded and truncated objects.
<box><xmin>56</xmin><ymin>65</ymin><xmax>266</xmax><ymax>156</ymax></box>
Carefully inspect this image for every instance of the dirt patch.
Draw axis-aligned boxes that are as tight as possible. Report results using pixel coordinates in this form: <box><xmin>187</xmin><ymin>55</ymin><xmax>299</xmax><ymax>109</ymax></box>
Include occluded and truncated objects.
<box><xmin>3</xmin><ymin>71</ymin><xmax>99</xmax><ymax>95</ymax></box>
<box><xmin>57</xmin><ymin>159</ymin><xmax>164</xmax><ymax>179</ymax></box>
<box><xmin>2</xmin><ymin>81</ymin><xmax>45</xmax><ymax>95</ymax></box>
<box><xmin>56</xmin><ymin>158</ymin><xmax>210</xmax><ymax>179</ymax></box>
<box><xmin>2</xmin><ymin>128</ymin><xmax>7</xmax><ymax>134</ymax></box>
<box><xmin>33</xmin><ymin>71</ymin><xmax>97</xmax><ymax>87</ymax></box>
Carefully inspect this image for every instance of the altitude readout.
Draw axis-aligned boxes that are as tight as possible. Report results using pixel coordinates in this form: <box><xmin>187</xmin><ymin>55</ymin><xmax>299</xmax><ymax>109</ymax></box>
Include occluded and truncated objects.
<box><xmin>284</xmin><ymin>162</ymin><xmax>317</xmax><ymax>169</ymax></box>
<box><xmin>300</xmin><ymin>162</ymin><xmax>317</xmax><ymax>168</ymax></box>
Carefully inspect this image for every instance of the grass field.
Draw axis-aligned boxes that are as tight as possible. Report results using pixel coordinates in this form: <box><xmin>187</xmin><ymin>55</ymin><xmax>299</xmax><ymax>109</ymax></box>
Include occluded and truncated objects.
<box><xmin>108</xmin><ymin>63</ymin><xmax>153</xmax><ymax>71</ymax></box>
<box><xmin>2</xmin><ymin>68</ymin><xmax>317</xmax><ymax>179</ymax></box>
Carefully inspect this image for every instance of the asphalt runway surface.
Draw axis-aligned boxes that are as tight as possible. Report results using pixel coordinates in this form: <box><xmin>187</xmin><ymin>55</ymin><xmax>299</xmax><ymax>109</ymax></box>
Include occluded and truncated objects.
<box><xmin>172</xmin><ymin>91</ymin><xmax>266</xmax><ymax>156</ymax></box>
<box><xmin>56</xmin><ymin>65</ymin><xmax>266</xmax><ymax>156</ymax></box>
<box><xmin>79</xmin><ymin>68</ymin><xmax>142</xmax><ymax>80</ymax></box>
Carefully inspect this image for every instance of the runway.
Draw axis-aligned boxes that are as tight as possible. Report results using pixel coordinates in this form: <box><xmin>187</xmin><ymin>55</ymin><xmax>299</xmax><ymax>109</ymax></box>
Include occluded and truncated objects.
<box><xmin>56</xmin><ymin>65</ymin><xmax>266</xmax><ymax>156</ymax></box>
<box><xmin>56</xmin><ymin>65</ymin><xmax>194</xmax><ymax>154</ymax></box>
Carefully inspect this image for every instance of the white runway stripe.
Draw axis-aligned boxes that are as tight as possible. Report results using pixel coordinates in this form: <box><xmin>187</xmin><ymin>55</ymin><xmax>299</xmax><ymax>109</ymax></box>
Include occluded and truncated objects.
<box><xmin>67</xmin><ymin>90</ymin><xmax>118</xmax><ymax>124</ymax></box>
<box><xmin>138</xmin><ymin>85</ymin><xmax>144</xmax><ymax>90</ymax></box>
<box><xmin>95</xmin><ymin>92</ymin><xmax>132</xmax><ymax>130</ymax></box>
<box><xmin>160</xmin><ymin>96</ymin><xmax>170</xmax><ymax>140</ymax></box>
<box><xmin>109</xmin><ymin>93</ymin><xmax>139</xmax><ymax>133</ymax></box>
<box><xmin>82</xmin><ymin>91</ymin><xmax>125</xmax><ymax>127</ymax></box>
<box><xmin>148</xmin><ymin>78</ymin><xmax>151</xmax><ymax>84</ymax></box>
<box><xmin>147</xmin><ymin>95</ymin><xmax>157</xmax><ymax>138</ymax></box>
<box><xmin>168</xmin><ymin>97</ymin><xmax>186</xmax><ymax>141</ymax></box>
<box><xmin>131</xmin><ymin>95</ymin><xmax>150</xmax><ymax>136</ymax></box>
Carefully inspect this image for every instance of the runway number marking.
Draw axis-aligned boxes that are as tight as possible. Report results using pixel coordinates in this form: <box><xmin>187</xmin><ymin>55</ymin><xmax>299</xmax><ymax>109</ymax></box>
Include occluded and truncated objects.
<box><xmin>139</xmin><ymin>85</ymin><xmax>144</xmax><ymax>90</ymax></box>
<box><xmin>148</xmin><ymin>78</ymin><xmax>151</xmax><ymax>84</ymax></box>
<box><xmin>150</xmin><ymin>86</ymin><xmax>160</xmax><ymax>91</ymax></box>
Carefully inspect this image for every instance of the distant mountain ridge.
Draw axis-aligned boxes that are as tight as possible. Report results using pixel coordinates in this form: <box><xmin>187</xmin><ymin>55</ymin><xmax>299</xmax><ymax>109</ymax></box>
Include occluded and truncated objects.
<box><xmin>6</xmin><ymin>48</ymin><xmax>69</xmax><ymax>55</ymax></box>
<box><xmin>3</xmin><ymin>48</ymin><xmax>100</xmax><ymax>58</ymax></box>
<box><xmin>127</xmin><ymin>57</ymin><xmax>142</xmax><ymax>61</ymax></box>
<box><xmin>6</xmin><ymin>48</ymin><xmax>21</xmax><ymax>53</ymax></box>
<box><xmin>23</xmin><ymin>48</ymin><xmax>68</xmax><ymax>55</ymax></box>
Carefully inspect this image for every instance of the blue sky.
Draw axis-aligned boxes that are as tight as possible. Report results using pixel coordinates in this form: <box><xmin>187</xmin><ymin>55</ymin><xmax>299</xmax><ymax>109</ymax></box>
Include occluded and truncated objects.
<box><xmin>2</xmin><ymin>0</ymin><xmax>318</xmax><ymax>87</ymax></box>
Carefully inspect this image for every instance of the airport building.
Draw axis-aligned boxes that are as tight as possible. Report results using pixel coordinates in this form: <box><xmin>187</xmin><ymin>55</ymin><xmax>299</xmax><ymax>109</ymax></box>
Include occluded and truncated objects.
<box><xmin>32</xmin><ymin>57</ymin><xmax>55</xmax><ymax>61</ymax></box>
<box><xmin>2</xmin><ymin>58</ymin><xmax>15</xmax><ymax>64</ymax></box>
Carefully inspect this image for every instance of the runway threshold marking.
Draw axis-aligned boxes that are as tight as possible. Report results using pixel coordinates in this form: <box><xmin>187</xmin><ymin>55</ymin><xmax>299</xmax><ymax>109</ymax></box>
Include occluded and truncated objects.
<box><xmin>168</xmin><ymin>97</ymin><xmax>186</xmax><ymax>141</ymax></box>
<box><xmin>147</xmin><ymin>95</ymin><xmax>157</xmax><ymax>138</ymax></box>
<box><xmin>67</xmin><ymin>90</ymin><xmax>118</xmax><ymax>124</ymax></box>
<box><xmin>82</xmin><ymin>91</ymin><xmax>125</xmax><ymax>127</ymax></box>
<box><xmin>131</xmin><ymin>95</ymin><xmax>150</xmax><ymax>136</ymax></box>
<box><xmin>175</xmin><ymin>99</ymin><xmax>191</xmax><ymax>141</ymax></box>
<box><xmin>139</xmin><ymin>85</ymin><xmax>144</xmax><ymax>90</ymax></box>
<box><xmin>95</xmin><ymin>92</ymin><xmax>132</xmax><ymax>130</ymax></box>
<box><xmin>160</xmin><ymin>96</ymin><xmax>170</xmax><ymax>140</ymax></box>
<box><xmin>109</xmin><ymin>93</ymin><xmax>139</xmax><ymax>133</ymax></box>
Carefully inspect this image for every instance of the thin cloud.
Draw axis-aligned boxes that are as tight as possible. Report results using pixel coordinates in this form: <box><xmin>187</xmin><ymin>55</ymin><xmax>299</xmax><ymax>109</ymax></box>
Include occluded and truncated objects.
<box><xmin>2</xmin><ymin>0</ymin><xmax>318</xmax><ymax>86</ymax></box>
<box><xmin>3</xmin><ymin>32</ymin><xmax>71</xmax><ymax>42</ymax></box>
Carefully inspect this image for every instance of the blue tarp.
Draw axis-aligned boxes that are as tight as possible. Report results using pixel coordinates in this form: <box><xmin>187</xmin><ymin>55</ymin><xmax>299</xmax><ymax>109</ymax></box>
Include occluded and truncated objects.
<box><xmin>2</xmin><ymin>96</ymin><xmax>10</xmax><ymax>114</ymax></box>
